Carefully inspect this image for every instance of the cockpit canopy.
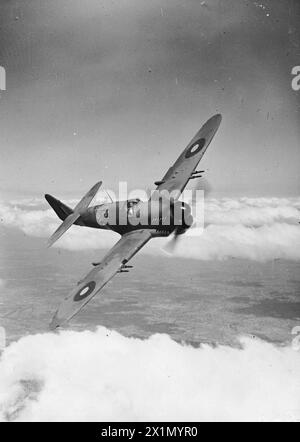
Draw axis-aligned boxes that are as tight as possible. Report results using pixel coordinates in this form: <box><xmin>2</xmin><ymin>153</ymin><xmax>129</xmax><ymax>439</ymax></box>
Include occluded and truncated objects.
<box><xmin>127</xmin><ymin>198</ymin><xmax>141</xmax><ymax>207</ymax></box>
<box><xmin>127</xmin><ymin>198</ymin><xmax>141</xmax><ymax>216</ymax></box>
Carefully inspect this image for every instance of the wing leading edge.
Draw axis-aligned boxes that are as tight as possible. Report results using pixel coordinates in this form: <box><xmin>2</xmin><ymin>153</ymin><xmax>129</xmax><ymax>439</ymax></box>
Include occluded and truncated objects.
<box><xmin>50</xmin><ymin>230</ymin><xmax>152</xmax><ymax>329</ymax></box>
<box><xmin>156</xmin><ymin>114</ymin><xmax>222</xmax><ymax>198</ymax></box>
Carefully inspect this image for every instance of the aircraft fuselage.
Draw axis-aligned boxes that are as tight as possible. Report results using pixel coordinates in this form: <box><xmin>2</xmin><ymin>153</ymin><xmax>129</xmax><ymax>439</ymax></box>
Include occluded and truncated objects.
<box><xmin>78</xmin><ymin>198</ymin><xmax>193</xmax><ymax>236</ymax></box>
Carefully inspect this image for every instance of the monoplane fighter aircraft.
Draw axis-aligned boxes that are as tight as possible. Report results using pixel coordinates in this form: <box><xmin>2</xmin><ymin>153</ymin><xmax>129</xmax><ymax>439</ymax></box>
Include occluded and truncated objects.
<box><xmin>46</xmin><ymin>114</ymin><xmax>222</xmax><ymax>329</ymax></box>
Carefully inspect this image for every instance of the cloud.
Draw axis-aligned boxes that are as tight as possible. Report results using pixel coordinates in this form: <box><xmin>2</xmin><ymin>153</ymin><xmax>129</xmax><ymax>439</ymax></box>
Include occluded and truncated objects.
<box><xmin>0</xmin><ymin>201</ymin><xmax>55</xmax><ymax>237</ymax></box>
<box><xmin>1</xmin><ymin>197</ymin><xmax>300</xmax><ymax>261</ymax></box>
<box><xmin>202</xmin><ymin>197</ymin><xmax>300</xmax><ymax>227</ymax></box>
<box><xmin>174</xmin><ymin>223</ymin><xmax>300</xmax><ymax>261</ymax></box>
<box><xmin>0</xmin><ymin>327</ymin><xmax>299</xmax><ymax>422</ymax></box>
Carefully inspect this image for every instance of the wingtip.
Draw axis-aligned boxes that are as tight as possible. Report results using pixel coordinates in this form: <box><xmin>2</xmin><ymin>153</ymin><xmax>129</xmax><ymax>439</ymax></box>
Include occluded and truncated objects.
<box><xmin>211</xmin><ymin>113</ymin><xmax>222</xmax><ymax>124</ymax></box>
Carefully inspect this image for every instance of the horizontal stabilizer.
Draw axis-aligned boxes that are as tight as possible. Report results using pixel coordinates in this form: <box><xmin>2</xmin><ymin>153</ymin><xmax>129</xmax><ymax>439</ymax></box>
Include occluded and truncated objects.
<box><xmin>46</xmin><ymin>181</ymin><xmax>102</xmax><ymax>248</ymax></box>
<box><xmin>47</xmin><ymin>212</ymin><xmax>80</xmax><ymax>248</ymax></box>
<box><xmin>74</xmin><ymin>181</ymin><xmax>102</xmax><ymax>212</ymax></box>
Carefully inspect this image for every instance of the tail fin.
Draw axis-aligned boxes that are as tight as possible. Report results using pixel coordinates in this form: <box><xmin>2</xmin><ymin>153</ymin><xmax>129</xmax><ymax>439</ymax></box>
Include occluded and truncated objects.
<box><xmin>45</xmin><ymin>194</ymin><xmax>74</xmax><ymax>221</ymax></box>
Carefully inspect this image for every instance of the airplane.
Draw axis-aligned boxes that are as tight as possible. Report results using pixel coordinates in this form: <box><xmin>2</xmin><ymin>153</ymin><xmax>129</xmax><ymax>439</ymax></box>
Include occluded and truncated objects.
<box><xmin>45</xmin><ymin>114</ymin><xmax>222</xmax><ymax>329</ymax></box>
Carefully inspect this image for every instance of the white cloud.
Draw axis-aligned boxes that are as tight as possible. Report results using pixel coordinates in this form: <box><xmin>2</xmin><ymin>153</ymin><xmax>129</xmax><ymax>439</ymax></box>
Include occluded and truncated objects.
<box><xmin>0</xmin><ymin>201</ymin><xmax>55</xmax><ymax>237</ymax></box>
<box><xmin>171</xmin><ymin>223</ymin><xmax>300</xmax><ymax>261</ymax></box>
<box><xmin>0</xmin><ymin>327</ymin><xmax>299</xmax><ymax>422</ymax></box>
<box><xmin>202</xmin><ymin>197</ymin><xmax>300</xmax><ymax>227</ymax></box>
<box><xmin>1</xmin><ymin>197</ymin><xmax>300</xmax><ymax>261</ymax></box>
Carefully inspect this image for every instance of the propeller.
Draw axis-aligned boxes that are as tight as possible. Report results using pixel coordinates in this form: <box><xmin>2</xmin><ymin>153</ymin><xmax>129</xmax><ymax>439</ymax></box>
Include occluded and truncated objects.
<box><xmin>163</xmin><ymin>177</ymin><xmax>212</xmax><ymax>254</ymax></box>
<box><xmin>163</xmin><ymin>229</ymin><xmax>181</xmax><ymax>254</ymax></box>
<box><xmin>163</xmin><ymin>206</ymin><xmax>194</xmax><ymax>254</ymax></box>
<box><xmin>47</xmin><ymin>181</ymin><xmax>102</xmax><ymax>248</ymax></box>
<box><xmin>190</xmin><ymin>176</ymin><xmax>212</xmax><ymax>205</ymax></box>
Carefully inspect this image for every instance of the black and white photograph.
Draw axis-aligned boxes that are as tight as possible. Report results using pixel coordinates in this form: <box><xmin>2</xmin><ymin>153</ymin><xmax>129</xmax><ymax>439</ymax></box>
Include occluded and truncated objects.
<box><xmin>0</xmin><ymin>0</ymin><xmax>299</xmax><ymax>424</ymax></box>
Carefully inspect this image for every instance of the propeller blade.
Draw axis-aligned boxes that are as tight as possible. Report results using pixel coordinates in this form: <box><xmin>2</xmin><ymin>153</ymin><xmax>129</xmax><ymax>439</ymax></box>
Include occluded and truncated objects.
<box><xmin>163</xmin><ymin>231</ymin><xmax>181</xmax><ymax>254</ymax></box>
<box><xmin>192</xmin><ymin>177</ymin><xmax>212</xmax><ymax>200</ymax></box>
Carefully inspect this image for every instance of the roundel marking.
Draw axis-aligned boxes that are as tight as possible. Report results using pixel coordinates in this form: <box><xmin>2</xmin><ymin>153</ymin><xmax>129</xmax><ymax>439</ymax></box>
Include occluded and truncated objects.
<box><xmin>73</xmin><ymin>281</ymin><xmax>96</xmax><ymax>302</ymax></box>
<box><xmin>185</xmin><ymin>138</ymin><xmax>206</xmax><ymax>158</ymax></box>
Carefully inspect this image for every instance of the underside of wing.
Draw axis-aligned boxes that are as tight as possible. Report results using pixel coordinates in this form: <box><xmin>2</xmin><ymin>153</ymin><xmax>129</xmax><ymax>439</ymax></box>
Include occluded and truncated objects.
<box><xmin>155</xmin><ymin>114</ymin><xmax>222</xmax><ymax>198</ymax></box>
<box><xmin>50</xmin><ymin>229</ymin><xmax>152</xmax><ymax>329</ymax></box>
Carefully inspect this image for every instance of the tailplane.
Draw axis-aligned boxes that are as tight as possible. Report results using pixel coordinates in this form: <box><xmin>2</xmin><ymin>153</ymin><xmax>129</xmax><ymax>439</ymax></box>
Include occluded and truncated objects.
<box><xmin>45</xmin><ymin>181</ymin><xmax>102</xmax><ymax>248</ymax></box>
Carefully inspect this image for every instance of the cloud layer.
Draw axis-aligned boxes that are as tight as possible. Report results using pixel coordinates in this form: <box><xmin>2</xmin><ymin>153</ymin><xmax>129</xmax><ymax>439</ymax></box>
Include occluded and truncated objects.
<box><xmin>1</xmin><ymin>196</ymin><xmax>299</xmax><ymax>421</ymax></box>
<box><xmin>0</xmin><ymin>327</ymin><xmax>299</xmax><ymax>422</ymax></box>
<box><xmin>203</xmin><ymin>197</ymin><xmax>300</xmax><ymax>227</ymax></box>
<box><xmin>1</xmin><ymin>196</ymin><xmax>300</xmax><ymax>261</ymax></box>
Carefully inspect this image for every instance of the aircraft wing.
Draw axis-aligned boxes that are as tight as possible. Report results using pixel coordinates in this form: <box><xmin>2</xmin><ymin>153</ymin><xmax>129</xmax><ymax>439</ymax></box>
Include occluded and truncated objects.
<box><xmin>155</xmin><ymin>114</ymin><xmax>222</xmax><ymax>198</ymax></box>
<box><xmin>50</xmin><ymin>229</ymin><xmax>152</xmax><ymax>329</ymax></box>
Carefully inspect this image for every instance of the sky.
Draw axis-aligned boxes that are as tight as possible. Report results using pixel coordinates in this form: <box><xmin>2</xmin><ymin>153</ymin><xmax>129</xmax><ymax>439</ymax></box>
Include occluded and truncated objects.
<box><xmin>0</xmin><ymin>0</ymin><xmax>299</xmax><ymax>199</ymax></box>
